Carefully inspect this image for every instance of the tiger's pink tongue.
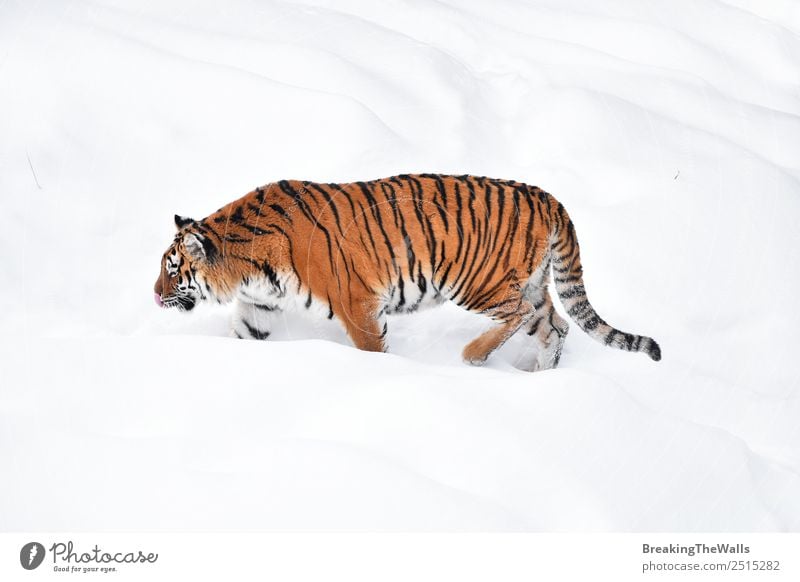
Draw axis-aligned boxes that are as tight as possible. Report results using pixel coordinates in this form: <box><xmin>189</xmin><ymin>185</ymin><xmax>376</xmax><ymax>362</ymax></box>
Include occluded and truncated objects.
<box><xmin>154</xmin><ymin>292</ymin><xmax>164</xmax><ymax>307</ymax></box>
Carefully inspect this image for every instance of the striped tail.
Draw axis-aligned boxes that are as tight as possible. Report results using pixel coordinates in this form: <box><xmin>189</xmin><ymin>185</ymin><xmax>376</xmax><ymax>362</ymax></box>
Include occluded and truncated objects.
<box><xmin>548</xmin><ymin>198</ymin><xmax>661</xmax><ymax>362</ymax></box>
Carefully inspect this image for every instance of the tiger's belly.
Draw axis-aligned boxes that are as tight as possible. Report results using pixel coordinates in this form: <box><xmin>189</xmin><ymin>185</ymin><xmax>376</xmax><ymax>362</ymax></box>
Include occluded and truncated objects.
<box><xmin>383</xmin><ymin>274</ymin><xmax>446</xmax><ymax>314</ymax></box>
<box><xmin>236</xmin><ymin>274</ymin><xmax>333</xmax><ymax>319</ymax></box>
<box><xmin>235</xmin><ymin>271</ymin><xmax>445</xmax><ymax>319</ymax></box>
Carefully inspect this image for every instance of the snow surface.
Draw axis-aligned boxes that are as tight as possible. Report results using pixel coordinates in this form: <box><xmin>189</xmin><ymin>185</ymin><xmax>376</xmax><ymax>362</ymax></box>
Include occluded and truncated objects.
<box><xmin>1</xmin><ymin>0</ymin><xmax>799</xmax><ymax>531</ymax></box>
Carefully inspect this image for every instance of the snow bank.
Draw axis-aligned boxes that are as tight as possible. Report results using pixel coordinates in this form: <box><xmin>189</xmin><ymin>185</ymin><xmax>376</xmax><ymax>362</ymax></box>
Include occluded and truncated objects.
<box><xmin>1</xmin><ymin>0</ymin><xmax>798</xmax><ymax>530</ymax></box>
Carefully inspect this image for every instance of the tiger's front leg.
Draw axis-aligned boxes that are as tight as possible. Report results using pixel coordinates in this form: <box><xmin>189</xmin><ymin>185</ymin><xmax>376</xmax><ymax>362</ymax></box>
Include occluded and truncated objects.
<box><xmin>339</xmin><ymin>296</ymin><xmax>388</xmax><ymax>353</ymax></box>
<box><xmin>230</xmin><ymin>299</ymin><xmax>278</xmax><ymax>340</ymax></box>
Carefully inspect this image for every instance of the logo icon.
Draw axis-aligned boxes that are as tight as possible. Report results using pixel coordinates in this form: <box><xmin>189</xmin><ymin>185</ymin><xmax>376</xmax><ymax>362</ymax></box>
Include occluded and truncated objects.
<box><xmin>20</xmin><ymin>542</ymin><xmax>46</xmax><ymax>570</ymax></box>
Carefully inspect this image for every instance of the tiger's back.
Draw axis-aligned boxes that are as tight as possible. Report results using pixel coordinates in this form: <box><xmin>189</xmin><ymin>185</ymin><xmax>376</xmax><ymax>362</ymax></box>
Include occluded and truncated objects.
<box><xmin>154</xmin><ymin>174</ymin><xmax>660</xmax><ymax>370</ymax></box>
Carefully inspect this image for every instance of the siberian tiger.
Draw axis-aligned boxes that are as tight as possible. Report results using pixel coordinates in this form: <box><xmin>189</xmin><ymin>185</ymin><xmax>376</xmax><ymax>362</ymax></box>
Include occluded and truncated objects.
<box><xmin>154</xmin><ymin>174</ymin><xmax>660</xmax><ymax>370</ymax></box>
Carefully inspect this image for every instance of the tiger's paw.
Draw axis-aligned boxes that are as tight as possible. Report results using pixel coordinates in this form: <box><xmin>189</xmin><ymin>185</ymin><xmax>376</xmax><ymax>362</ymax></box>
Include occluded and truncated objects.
<box><xmin>463</xmin><ymin>356</ymin><xmax>487</xmax><ymax>366</ymax></box>
<box><xmin>462</xmin><ymin>344</ymin><xmax>489</xmax><ymax>366</ymax></box>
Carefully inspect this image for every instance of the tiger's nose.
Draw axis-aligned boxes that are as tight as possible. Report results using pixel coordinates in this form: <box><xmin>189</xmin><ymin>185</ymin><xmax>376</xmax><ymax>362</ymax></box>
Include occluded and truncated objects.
<box><xmin>154</xmin><ymin>292</ymin><xmax>164</xmax><ymax>308</ymax></box>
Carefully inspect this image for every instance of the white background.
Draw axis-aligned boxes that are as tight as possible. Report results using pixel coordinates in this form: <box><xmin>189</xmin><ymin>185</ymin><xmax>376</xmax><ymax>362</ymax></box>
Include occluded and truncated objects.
<box><xmin>1</xmin><ymin>0</ymin><xmax>799</xmax><ymax>531</ymax></box>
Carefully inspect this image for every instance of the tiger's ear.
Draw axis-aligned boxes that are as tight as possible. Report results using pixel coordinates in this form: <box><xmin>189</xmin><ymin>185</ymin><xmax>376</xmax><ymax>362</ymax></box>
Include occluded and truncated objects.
<box><xmin>182</xmin><ymin>232</ymin><xmax>206</xmax><ymax>260</ymax></box>
<box><xmin>174</xmin><ymin>214</ymin><xmax>195</xmax><ymax>229</ymax></box>
<box><xmin>182</xmin><ymin>232</ymin><xmax>217</xmax><ymax>263</ymax></box>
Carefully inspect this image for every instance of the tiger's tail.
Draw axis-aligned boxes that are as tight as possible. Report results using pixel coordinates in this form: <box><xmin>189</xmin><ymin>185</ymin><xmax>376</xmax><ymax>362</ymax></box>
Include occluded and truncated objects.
<box><xmin>547</xmin><ymin>197</ymin><xmax>661</xmax><ymax>362</ymax></box>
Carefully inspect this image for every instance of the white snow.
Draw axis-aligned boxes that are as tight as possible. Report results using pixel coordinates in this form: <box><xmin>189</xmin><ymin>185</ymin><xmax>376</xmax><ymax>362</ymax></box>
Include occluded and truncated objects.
<box><xmin>1</xmin><ymin>0</ymin><xmax>799</xmax><ymax>531</ymax></box>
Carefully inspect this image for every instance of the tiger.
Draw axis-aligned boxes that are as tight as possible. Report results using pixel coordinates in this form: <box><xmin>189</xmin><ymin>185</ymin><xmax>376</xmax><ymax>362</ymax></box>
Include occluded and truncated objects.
<box><xmin>154</xmin><ymin>174</ymin><xmax>660</xmax><ymax>371</ymax></box>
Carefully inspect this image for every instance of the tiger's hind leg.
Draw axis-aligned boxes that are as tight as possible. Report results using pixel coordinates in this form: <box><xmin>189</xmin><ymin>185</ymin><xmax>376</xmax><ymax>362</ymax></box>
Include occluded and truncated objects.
<box><xmin>462</xmin><ymin>292</ymin><xmax>535</xmax><ymax>366</ymax></box>
<box><xmin>522</xmin><ymin>286</ymin><xmax>569</xmax><ymax>371</ymax></box>
<box><xmin>231</xmin><ymin>299</ymin><xmax>277</xmax><ymax>340</ymax></box>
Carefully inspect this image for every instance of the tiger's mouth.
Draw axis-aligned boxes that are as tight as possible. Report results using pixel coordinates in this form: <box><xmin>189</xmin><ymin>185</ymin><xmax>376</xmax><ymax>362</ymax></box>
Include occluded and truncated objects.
<box><xmin>155</xmin><ymin>293</ymin><xmax>196</xmax><ymax>311</ymax></box>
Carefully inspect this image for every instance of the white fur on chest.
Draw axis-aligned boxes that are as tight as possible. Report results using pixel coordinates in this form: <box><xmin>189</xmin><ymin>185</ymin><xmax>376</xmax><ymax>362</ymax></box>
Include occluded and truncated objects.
<box><xmin>235</xmin><ymin>273</ymin><xmax>330</xmax><ymax>318</ymax></box>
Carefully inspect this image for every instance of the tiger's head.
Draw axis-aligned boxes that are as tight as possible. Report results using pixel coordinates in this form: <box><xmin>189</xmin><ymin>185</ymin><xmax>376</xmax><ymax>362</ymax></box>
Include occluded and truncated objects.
<box><xmin>154</xmin><ymin>214</ymin><xmax>219</xmax><ymax>311</ymax></box>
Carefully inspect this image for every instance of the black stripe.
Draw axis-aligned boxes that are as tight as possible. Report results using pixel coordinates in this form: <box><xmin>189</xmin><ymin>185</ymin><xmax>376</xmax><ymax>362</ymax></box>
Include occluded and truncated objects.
<box><xmin>307</xmin><ymin>183</ymin><xmax>344</xmax><ymax>235</ymax></box>
<box><xmin>450</xmin><ymin>232</ymin><xmax>482</xmax><ymax>302</ymax></box>
<box><xmin>261</xmin><ymin>261</ymin><xmax>281</xmax><ymax>291</ymax></box>
<box><xmin>278</xmin><ymin>180</ymin><xmax>336</xmax><ymax>271</ymax></box>
<box><xmin>425</xmin><ymin>174</ymin><xmax>450</xmax><ymax>233</ymax></box>
<box><xmin>567</xmin><ymin>299</ymin><xmax>593</xmax><ymax>319</ymax></box>
<box><xmin>242</xmin><ymin>319</ymin><xmax>270</xmax><ymax>340</ymax></box>
<box><xmin>454</xmin><ymin>181</ymin><xmax>465</xmax><ymax>260</ymax></box>
<box><xmin>404</xmin><ymin>175</ymin><xmax>436</xmax><ymax>264</ymax></box>
<box><xmin>327</xmin><ymin>296</ymin><xmax>334</xmax><ymax>319</ymax></box>
<box><xmin>229</xmin><ymin>205</ymin><xmax>245</xmax><ymax>224</ymax></box>
<box><xmin>238</xmin><ymin>222</ymin><xmax>270</xmax><ymax>236</ymax></box>
<box><xmin>558</xmin><ymin>284</ymin><xmax>586</xmax><ymax>299</ymax></box>
<box><xmin>269</xmin><ymin>203</ymin><xmax>292</xmax><ymax>223</ymax></box>
<box><xmin>357</xmin><ymin>181</ymin><xmax>397</xmax><ymax>271</ymax></box>
<box><xmin>396</xmin><ymin>275</ymin><xmax>406</xmax><ymax>309</ymax></box>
